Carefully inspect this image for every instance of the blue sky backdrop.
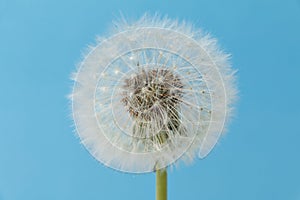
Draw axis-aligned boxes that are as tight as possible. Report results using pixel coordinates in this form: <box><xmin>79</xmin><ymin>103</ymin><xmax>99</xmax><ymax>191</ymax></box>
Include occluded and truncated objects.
<box><xmin>1</xmin><ymin>0</ymin><xmax>300</xmax><ymax>199</ymax></box>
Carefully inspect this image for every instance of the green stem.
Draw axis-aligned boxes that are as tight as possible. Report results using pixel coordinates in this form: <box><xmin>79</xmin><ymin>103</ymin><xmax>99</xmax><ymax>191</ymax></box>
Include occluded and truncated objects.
<box><xmin>156</xmin><ymin>168</ymin><xmax>167</xmax><ymax>200</ymax></box>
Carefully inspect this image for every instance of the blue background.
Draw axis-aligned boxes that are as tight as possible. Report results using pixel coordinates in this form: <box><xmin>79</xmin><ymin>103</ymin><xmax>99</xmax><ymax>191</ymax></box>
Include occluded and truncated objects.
<box><xmin>1</xmin><ymin>0</ymin><xmax>300</xmax><ymax>199</ymax></box>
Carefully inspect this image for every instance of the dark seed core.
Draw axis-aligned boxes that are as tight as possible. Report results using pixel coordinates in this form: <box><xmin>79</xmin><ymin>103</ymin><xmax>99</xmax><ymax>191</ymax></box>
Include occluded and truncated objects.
<box><xmin>121</xmin><ymin>68</ymin><xmax>184</xmax><ymax>122</ymax></box>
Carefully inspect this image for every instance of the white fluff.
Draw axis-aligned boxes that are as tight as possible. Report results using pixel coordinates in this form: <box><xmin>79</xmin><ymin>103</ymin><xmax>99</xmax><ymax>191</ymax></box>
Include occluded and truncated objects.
<box><xmin>70</xmin><ymin>14</ymin><xmax>237</xmax><ymax>173</ymax></box>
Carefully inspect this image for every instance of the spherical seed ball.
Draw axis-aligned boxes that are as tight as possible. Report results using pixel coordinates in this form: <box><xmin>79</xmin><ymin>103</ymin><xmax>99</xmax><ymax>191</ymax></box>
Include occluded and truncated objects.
<box><xmin>70</xmin><ymin>14</ymin><xmax>237</xmax><ymax>173</ymax></box>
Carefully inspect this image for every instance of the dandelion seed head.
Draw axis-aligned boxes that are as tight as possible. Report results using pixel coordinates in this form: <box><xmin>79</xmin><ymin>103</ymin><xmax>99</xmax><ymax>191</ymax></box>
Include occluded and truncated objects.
<box><xmin>71</xmin><ymin>14</ymin><xmax>238</xmax><ymax>173</ymax></box>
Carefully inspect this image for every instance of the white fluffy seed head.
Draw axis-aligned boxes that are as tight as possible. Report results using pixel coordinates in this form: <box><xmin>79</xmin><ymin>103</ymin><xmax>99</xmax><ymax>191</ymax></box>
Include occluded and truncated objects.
<box><xmin>70</xmin><ymin>14</ymin><xmax>238</xmax><ymax>173</ymax></box>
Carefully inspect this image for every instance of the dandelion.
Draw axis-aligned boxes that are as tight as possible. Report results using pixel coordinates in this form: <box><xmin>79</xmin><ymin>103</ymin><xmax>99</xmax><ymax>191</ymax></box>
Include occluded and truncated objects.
<box><xmin>70</xmin><ymin>14</ymin><xmax>237</xmax><ymax>200</ymax></box>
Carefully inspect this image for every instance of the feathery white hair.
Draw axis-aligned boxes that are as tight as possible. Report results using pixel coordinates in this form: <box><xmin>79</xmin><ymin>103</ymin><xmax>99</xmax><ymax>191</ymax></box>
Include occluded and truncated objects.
<box><xmin>70</xmin><ymin>14</ymin><xmax>237</xmax><ymax>173</ymax></box>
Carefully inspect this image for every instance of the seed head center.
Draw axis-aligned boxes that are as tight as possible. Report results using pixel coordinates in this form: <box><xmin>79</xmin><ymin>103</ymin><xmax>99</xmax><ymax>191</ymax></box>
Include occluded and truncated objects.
<box><xmin>121</xmin><ymin>68</ymin><xmax>183</xmax><ymax>122</ymax></box>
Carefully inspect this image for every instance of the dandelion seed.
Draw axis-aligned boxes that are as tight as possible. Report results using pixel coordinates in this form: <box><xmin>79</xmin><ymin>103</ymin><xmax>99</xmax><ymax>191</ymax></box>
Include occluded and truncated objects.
<box><xmin>70</xmin><ymin>14</ymin><xmax>237</xmax><ymax>174</ymax></box>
